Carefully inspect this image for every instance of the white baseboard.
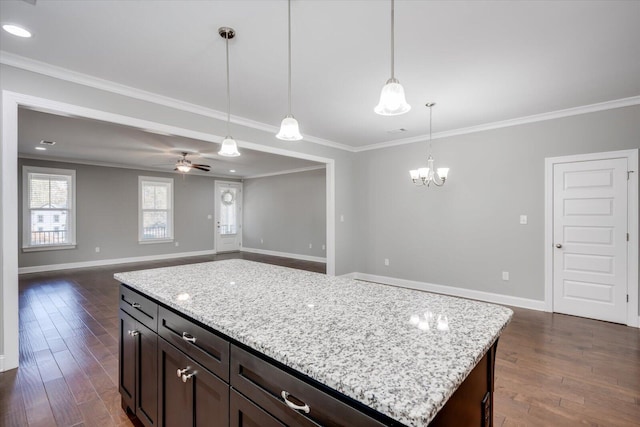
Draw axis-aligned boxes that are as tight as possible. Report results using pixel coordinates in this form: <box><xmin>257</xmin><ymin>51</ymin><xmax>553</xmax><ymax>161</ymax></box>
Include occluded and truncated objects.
<box><xmin>0</xmin><ymin>355</ymin><xmax>4</xmax><ymax>372</ymax></box>
<box><xmin>345</xmin><ymin>272</ymin><xmax>547</xmax><ymax>311</ymax></box>
<box><xmin>18</xmin><ymin>249</ymin><xmax>217</xmax><ymax>274</ymax></box>
<box><xmin>241</xmin><ymin>247</ymin><xmax>326</xmax><ymax>263</ymax></box>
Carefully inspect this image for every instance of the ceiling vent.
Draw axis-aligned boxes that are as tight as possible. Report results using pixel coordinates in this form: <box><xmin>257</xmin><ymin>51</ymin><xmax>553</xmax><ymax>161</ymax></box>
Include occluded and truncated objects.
<box><xmin>387</xmin><ymin>128</ymin><xmax>408</xmax><ymax>134</ymax></box>
<box><xmin>40</xmin><ymin>140</ymin><xmax>56</xmax><ymax>146</ymax></box>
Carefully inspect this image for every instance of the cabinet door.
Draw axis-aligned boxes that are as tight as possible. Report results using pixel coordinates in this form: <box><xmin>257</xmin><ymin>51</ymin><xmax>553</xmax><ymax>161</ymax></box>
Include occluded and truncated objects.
<box><xmin>136</xmin><ymin>322</ymin><xmax>157</xmax><ymax>427</ymax></box>
<box><xmin>159</xmin><ymin>339</ymin><xmax>229</xmax><ymax>427</ymax></box>
<box><xmin>119</xmin><ymin>310</ymin><xmax>137</xmax><ymax>413</ymax></box>
<box><xmin>230</xmin><ymin>389</ymin><xmax>284</xmax><ymax>427</ymax></box>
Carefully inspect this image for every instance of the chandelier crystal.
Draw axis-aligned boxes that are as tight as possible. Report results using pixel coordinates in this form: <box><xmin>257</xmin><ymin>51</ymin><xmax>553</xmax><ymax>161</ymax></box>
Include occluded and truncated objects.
<box><xmin>375</xmin><ymin>0</ymin><xmax>410</xmax><ymax>116</ymax></box>
<box><xmin>218</xmin><ymin>27</ymin><xmax>241</xmax><ymax>157</ymax></box>
<box><xmin>410</xmin><ymin>103</ymin><xmax>449</xmax><ymax>187</ymax></box>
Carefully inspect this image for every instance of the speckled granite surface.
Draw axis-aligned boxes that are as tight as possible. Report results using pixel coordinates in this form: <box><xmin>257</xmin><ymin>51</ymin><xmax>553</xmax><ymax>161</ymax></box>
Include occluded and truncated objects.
<box><xmin>115</xmin><ymin>259</ymin><xmax>512</xmax><ymax>427</ymax></box>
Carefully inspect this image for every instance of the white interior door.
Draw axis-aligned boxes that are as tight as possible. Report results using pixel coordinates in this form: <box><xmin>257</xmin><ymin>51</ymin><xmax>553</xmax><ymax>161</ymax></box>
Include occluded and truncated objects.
<box><xmin>214</xmin><ymin>181</ymin><xmax>242</xmax><ymax>253</ymax></box>
<box><xmin>553</xmin><ymin>158</ymin><xmax>628</xmax><ymax>323</ymax></box>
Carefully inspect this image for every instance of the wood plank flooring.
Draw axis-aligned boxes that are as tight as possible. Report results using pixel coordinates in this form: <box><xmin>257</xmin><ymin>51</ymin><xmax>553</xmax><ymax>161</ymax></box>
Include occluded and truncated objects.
<box><xmin>1</xmin><ymin>252</ymin><xmax>638</xmax><ymax>426</ymax></box>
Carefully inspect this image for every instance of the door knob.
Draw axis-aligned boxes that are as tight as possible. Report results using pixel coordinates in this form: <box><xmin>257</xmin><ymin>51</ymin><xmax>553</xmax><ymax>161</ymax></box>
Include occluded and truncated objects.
<box><xmin>555</xmin><ymin>243</ymin><xmax>562</xmax><ymax>248</ymax></box>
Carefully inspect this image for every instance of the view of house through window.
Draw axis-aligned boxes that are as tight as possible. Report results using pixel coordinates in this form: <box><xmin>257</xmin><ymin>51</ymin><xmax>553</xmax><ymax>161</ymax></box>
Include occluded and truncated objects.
<box><xmin>23</xmin><ymin>166</ymin><xmax>76</xmax><ymax>248</ymax></box>
<box><xmin>139</xmin><ymin>176</ymin><xmax>173</xmax><ymax>242</ymax></box>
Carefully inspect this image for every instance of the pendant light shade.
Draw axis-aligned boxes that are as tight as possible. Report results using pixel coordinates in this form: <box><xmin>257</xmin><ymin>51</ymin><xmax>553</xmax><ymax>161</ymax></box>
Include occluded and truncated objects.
<box><xmin>375</xmin><ymin>0</ymin><xmax>411</xmax><ymax>116</ymax></box>
<box><xmin>276</xmin><ymin>115</ymin><xmax>302</xmax><ymax>141</ymax></box>
<box><xmin>276</xmin><ymin>0</ymin><xmax>303</xmax><ymax>141</ymax></box>
<box><xmin>375</xmin><ymin>78</ymin><xmax>411</xmax><ymax>116</ymax></box>
<box><xmin>219</xmin><ymin>136</ymin><xmax>241</xmax><ymax>157</ymax></box>
<box><xmin>218</xmin><ymin>27</ymin><xmax>241</xmax><ymax>157</ymax></box>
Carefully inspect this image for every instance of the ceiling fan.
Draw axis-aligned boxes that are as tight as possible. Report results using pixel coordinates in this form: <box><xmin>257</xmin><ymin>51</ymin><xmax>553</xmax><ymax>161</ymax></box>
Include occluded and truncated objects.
<box><xmin>175</xmin><ymin>152</ymin><xmax>210</xmax><ymax>173</ymax></box>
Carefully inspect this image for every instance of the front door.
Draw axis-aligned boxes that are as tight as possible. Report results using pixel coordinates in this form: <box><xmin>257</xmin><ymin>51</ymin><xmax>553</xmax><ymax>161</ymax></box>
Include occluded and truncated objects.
<box><xmin>215</xmin><ymin>181</ymin><xmax>242</xmax><ymax>253</ymax></box>
<box><xmin>552</xmin><ymin>157</ymin><xmax>628</xmax><ymax>323</ymax></box>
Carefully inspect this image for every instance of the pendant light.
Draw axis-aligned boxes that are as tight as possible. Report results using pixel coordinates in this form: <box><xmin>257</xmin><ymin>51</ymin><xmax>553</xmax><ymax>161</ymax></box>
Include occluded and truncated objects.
<box><xmin>375</xmin><ymin>0</ymin><xmax>411</xmax><ymax>116</ymax></box>
<box><xmin>276</xmin><ymin>0</ymin><xmax>303</xmax><ymax>141</ymax></box>
<box><xmin>218</xmin><ymin>27</ymin><xmax>241</xmax><ymax>157</ymax></box>
<box><xmin>410</xmin><ymin>103</ymin><xmax>449</xmax><ymax>187</ymax></box>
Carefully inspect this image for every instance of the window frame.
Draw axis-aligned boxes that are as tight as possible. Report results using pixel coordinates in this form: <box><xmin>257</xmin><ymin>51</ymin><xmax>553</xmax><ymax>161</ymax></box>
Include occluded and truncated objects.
<box><xmin>22</xmin><ymin>166</ymin><xmax>77</xmax><ymax>252</ymax></box>
<box><xmin>138</xmin><ymin>176</ymin><xmax>174</xmax><ymax>244</ymax></box>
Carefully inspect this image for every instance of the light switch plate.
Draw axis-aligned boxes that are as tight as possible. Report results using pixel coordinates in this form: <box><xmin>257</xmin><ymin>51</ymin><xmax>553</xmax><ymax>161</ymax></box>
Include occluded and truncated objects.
<box><xmin>520</xmin><ymin>215</ymin><xmax>528</xmax><ymax>225</ymax></box>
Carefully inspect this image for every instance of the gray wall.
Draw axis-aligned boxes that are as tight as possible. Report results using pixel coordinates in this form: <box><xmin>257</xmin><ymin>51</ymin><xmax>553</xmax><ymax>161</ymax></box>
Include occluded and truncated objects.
<box><xmin>355</xmin><ymin>105</ymin><xmax>640</xmax><ymax>308</ymax></box>
<box><xmin>243</xmin><ymin>168</ymin><xmax>326</xmax><ymax>258</ymax></box>
<box><xmin>18</xmin><ymin>158</ymin><xmax>220</xmax><ymax>268</ymax></box>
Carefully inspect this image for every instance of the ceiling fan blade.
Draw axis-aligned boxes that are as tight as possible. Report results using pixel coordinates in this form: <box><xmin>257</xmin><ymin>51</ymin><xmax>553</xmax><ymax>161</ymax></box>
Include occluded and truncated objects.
<box><xmin>192</xmin><ymin>166</ymin><xmax>210</xmax><ymax>172</ymax></box>
<box><xmin>192</xmin><ymin>163</ymin><xmax>211</xmax><ymax>168</ymax></box>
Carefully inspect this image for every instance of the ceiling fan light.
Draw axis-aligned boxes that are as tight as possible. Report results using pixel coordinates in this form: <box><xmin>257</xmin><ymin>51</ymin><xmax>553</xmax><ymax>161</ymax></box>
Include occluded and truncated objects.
<box><xmin>276</xmin><ymin>115</ymin><xmax>303</xmax><ymax>141</ymax></box>
<box><xmin>176</xmin><ymin>164</ymin><xmax>191</xmax><ymax>173</ymax></box>
<box><xmin>375</xmin><ymin>78</ymin><xmax>411</xmax><ymax>116</ymax></box>
<box><xmin>219</xmin><ymin>136</ymin><xmax>241</xmax><ymax>157</ymax></box>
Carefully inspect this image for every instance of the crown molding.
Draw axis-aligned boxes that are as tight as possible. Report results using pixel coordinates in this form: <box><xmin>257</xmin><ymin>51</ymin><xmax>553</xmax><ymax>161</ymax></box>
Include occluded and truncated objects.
<box><xmin>17</xmin><ymin>153</ymin><xmax>238</xmax><ymax>179</ymax></box>
<box><xmin>353</xmin><ymin>95</ymin><xmax>640</xmax><ymax>152</ymax></box>
<box><xmin>0</xmin><ymin>51</ymin><xmax>355</xmax><ymax>153</ymax></box>
<box><xmin>243</xmin><ymin>165</ymin><xmax>325</xmax><ymax>180</ymax></box>
<box><xmin>3</xmin><ymin>51</ymin><xmax>638</xmax><ymax>155</ymax></box>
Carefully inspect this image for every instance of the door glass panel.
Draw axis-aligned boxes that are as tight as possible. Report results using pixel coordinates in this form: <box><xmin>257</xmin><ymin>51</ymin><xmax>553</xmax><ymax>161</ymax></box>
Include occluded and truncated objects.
<box><xmin>220</xmin><ymin>188</ymin><xmax>237</xmax><ymax>235</ymax></box>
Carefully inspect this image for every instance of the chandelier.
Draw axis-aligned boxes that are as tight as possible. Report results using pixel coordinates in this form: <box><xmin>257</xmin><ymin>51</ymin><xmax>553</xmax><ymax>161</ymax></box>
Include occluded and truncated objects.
<box><xmin>410</xmin><ymin>103</ymin><xmax>449</xmax><ymax>186</ymax></box>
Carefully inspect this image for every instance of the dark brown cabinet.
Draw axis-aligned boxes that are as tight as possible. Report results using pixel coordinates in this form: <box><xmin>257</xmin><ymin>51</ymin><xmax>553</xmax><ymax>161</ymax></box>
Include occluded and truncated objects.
<box><xmin>230</xmin><ymin>389</ymin><xmax>284</xmax><ymax>427</ymax></box>
<box><xmin>158</xmin><ymin>338</ymin><xmax>229</xmax><ymax>427</ymax></box>
<box><xmin>119</xmin><ymin>310</ymin><xmax>158</xmax><ymax>427</ymax></box>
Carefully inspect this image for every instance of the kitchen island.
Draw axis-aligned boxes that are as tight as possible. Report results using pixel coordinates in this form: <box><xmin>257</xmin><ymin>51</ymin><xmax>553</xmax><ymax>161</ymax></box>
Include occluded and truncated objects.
<box><xmin>115</xmin><ymin>259</ymin><xmax>513</xmax><ymax>427</ymax></box>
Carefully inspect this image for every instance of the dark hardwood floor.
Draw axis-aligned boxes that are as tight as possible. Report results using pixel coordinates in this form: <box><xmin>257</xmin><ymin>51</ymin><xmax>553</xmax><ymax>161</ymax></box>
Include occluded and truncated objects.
<box><xmin>1</xmin><ymin>252</ymin><xmax>638</xmax><ymax>426</ymax></box>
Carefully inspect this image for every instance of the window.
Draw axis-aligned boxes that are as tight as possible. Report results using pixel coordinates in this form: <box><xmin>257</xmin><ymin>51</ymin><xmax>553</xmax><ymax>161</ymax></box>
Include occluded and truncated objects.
<box><xmin>23</xmin><ymin>166</ymin><xmax>76</xmax><ymax>250</ymax></box>
<box><xmin>139</xmin><ymin>176</ymin><xmax>173</xmax><ymax>243</ymax></box>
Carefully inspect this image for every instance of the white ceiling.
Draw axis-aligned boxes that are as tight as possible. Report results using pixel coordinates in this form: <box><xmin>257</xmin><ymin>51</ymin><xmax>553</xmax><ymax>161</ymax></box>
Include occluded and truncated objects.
<box><xmin>18</xmin><ymin>108</ymin><xmax>323</xmax><ymax>178</ymax></box>
<box><xmin>1</xmin><ymin>0</ymin><xmax>639</xmax><ymax>149</ymax></box>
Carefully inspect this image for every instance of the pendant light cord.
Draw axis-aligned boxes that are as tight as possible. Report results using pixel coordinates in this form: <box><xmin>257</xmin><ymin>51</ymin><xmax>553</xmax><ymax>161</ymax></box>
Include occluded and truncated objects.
<box><xmin>428</xmin><ymin>104</ymin><xmax>433</xmax><ymax>153</ymax></box>
<box><xmin>288</xmin><ymin>0</ymin><xmax>292</xmax><ymax>115</ymax></box>
<box><xmin>225</xmin><ymin>35</ymin><xmax>231</xmax><ymax>136</ymax></box>
<box><xmin>390</xmin><ymin>0</ymin><xmax>395</xmax><ymax>79</ymax></box>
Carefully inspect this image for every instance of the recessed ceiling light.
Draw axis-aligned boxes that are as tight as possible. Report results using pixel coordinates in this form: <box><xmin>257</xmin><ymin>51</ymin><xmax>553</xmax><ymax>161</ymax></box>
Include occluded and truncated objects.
<box><xmin>2</xmin><ymin>24</ymin><xmax>32</xmax><ymax>38</ymax></box>
<box><xmin>35</xmin><ymin>146</ymin><xmax>46</xmax><ymax>151</ymax></box>
<box><xmin>40</xmin><ymin>140</ymin><xmax>56</xmax><ymax>145</ymax></box>
<box><xmin>387</xmin><ymin>128</ymin><xmax>408</xmax><ymax>134</ymax></box>
<box><xmin>229</xmin><ymin>169</ymin><xmax>236</xmax><ymax>173</ymax></box>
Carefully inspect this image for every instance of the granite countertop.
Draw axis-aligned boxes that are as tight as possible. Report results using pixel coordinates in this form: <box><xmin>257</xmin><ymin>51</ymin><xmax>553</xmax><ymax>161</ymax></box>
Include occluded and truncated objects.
<box><xmin>115</xmin><ymin>259</ymin><xmax>513</xmax><ymax>427</ymax></box>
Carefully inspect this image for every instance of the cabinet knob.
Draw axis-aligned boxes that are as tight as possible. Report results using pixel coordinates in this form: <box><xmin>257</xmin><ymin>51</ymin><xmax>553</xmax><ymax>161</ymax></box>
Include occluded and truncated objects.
<box><xmin>182</xmin><ymin>332</ymin><xmax>197</xmax><ymax>344</ymax></box>
<box><xmin>281</xmin><ymin>390</ymin><xmax>310</xmax><ymax>414</ymax></box>
<box><xmin>182</xmin><ymin>372</ymin><xmax>194</xmax><ymax>383</ymax></box>
<box><xmin>176</xmin><ymin>368</ymin><xmax>189</xmax><ymax>378</ymax></box>
<box><xmin>127</xmin><ymin>330</ymin><xmax>139</xmax><ymax>336</ymax></box>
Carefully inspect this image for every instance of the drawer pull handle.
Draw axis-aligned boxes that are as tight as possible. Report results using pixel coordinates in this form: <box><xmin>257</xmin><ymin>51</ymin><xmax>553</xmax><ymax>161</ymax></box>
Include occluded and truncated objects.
<box><xmin>182</xmin><ymin>332</ymin><xmax>197</xmax><ymax>344</ymax></box>
<box><xmin>131</xmin><ymin>302</ymin><xmax>141</xmax><ymax>309</ymax></box>
<box><xmin>176</xmin><ymin>368</ymin><xmax>189</xmax><ymax>378</ymax></box>
<box><xmin>127</xmin><ymin>330</ymin><xmax>139</xmax><ymax>336</ymax></box>
<box><xmin>281</xmin><ymin>391</ymin><xmax>310</xmax><ymax>414</ymax></box>
<box><xmin>182</xmin><ymin>372</ymin><xmax>194</xmax><ymax>383</ymax></box>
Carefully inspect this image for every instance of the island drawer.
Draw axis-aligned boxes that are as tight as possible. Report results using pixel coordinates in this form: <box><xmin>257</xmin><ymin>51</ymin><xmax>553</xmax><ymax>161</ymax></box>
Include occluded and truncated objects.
<box><xmin>230</xmin><ymin>345</ymin><xmax>386</xmax><ymax>427</ymax></box>
<box><xmin>158</xmin><ymin>306</ymin><xmax>230</xmax><ymax>382</ymax></box>
<box><xmin>120</xmin><ymin>285</ymin><xmax>158</xmax><ymax>331</ymax></box>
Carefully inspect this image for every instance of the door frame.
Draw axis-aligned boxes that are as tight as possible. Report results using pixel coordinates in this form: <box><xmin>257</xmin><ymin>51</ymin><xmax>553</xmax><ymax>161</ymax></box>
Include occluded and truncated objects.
<box><xmin>1</xmin><ymin>90</ymin><xmax>336</xmax><ymax>371</ymax></box>
<box><xmin>214</xmin><ymin>180</ymin><xmax>243</xmax><ymax>253</ymax></box>
<box><xmin>544</xmin><ymin>149</ymin><xmax>639</xmax><ymax>327</ymax></box>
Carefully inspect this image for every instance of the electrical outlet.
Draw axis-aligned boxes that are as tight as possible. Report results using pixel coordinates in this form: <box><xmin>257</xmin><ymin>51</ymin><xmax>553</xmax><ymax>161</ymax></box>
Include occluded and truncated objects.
<box><xmin>260</xmin><ymin>238</ymin><xmax>264</xmax><ymax>244</ymax></box>
<box><xmin>95</xmin><ymin>247</ymin><xmax>100</xmax><ymax>253</ymax></box>
<box><xmin>175</xmin><ymin>242</ymin><xmax>179</xmax><ymax>247</ymax></box>
<box><xmin>340</xmin><ymin>214</ymin><xmax>345</xmax><ymax>222</ymax></box>
<box><xmin>502</xmin><ymin>271</ymin><xmax>509</xmax><ymax>281</ymax></box>
<box><xmin>384</xmin><ymin>258</ymin><xmax>390</xmax><ymax>266</ymax></box>
<box><xmin>207</xmin><ymin>214</ymin><xmax>212</xmax><ymax>219</ymax></box>
<box><xmin>322</xmin><ymin>244</ymin><xmax>325</xmax><ymax>250</ymax></box>
<box><xmin>309</xmin><ymin>243</ymin><xmax>312</xmax><ymax>249</ymax></box>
